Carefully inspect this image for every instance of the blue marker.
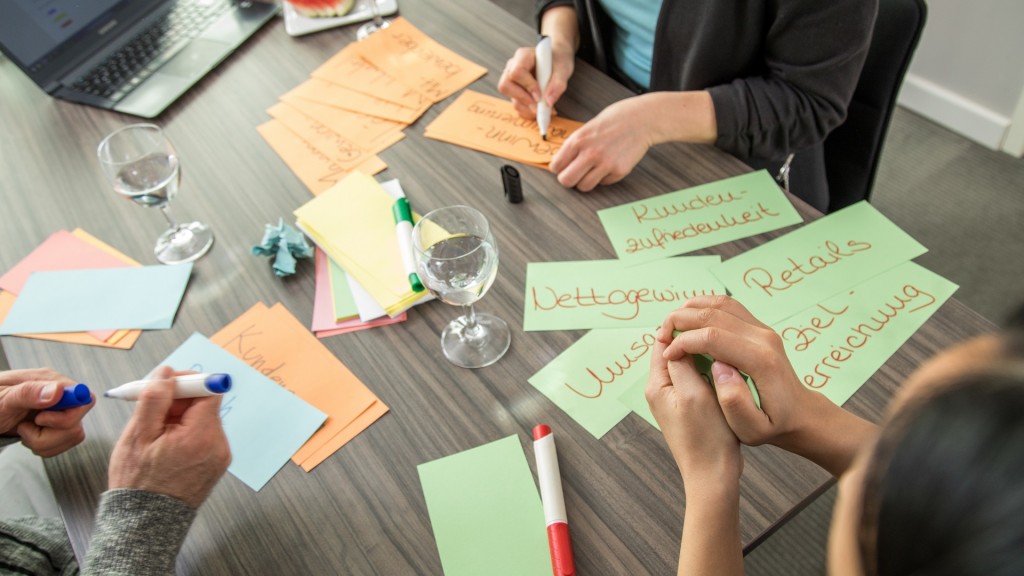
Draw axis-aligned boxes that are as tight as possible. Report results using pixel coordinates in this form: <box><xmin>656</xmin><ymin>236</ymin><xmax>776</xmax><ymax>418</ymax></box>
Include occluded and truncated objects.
<box><xmin>45</xmin><ymin>383</ymin><xmax>93</xmax><ymax>411</ymax></box>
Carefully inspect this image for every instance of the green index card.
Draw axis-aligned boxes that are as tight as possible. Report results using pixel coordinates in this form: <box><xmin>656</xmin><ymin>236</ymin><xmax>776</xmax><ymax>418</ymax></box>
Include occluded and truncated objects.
<box><xmin>418</xmin><ymin>435</ymin><xmax>550</xmax><ymax>576</ymax></box>
<box><xmin>712</xmin><ymin>202</ymin><xmax>928</xmax><ymax>325</ymax></box>
<box><xmin>529</xmin><ymin>327</ymin><xmax>656</xmax><ymax>438</ymax></box>
<box><xmin>773</xmin><ymin>261</ymin><xmax>958</xmax><ymax>406</ymax></box>
<box><xmin>597</xmin><ymin>170</ymin><xmax>803</xmax><ymax>263</ymax></box>
<box><xmin>327</xmin><ymin>256</ymin><xmax>359</xmax><ymax>322</ymax></box>
<box><xmin>524</xmin><ymin>256</ymin><xmax>724</xmax><ymax>331</ymax></box>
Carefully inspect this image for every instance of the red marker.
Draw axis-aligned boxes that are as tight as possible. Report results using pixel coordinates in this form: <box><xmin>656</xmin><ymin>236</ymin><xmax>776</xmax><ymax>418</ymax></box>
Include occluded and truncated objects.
<box><xmin>533</xmin><ymin>424</ymin><xmax>576</xmax><ymax>576</ymax></box>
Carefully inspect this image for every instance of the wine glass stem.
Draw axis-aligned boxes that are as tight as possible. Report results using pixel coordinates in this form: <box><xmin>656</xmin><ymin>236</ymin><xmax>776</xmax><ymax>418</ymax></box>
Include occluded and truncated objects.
<box><xmin>368</xmin><ymin>0</ymin><xmax>383</xmax><ymax>26</ymax></box>
<box><xmin>160</xmin><ymin>205</ymin><xmax>180</xmax><ymax>230</ymax></box>
<box><xmin>461</xmin><ymin>304</ymin><xmax>484</xmax><ymax>342</ymax></box>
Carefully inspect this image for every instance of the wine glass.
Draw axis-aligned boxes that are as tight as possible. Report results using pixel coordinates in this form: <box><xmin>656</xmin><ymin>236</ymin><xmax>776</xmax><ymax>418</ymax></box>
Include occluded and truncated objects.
<box><xmin>356</xmin><ymin>0</ymin><xmax>390</xmax><ymax>40</ymax></box>
<box><xmin>97</xmin><ymin>124</ymin><xmax>214</xmax><ymax>264</ymax></box>
<box><xmin>412</xmin><ymin>206</ymin><xmax>510</xmax><ymax>368</ymax></box>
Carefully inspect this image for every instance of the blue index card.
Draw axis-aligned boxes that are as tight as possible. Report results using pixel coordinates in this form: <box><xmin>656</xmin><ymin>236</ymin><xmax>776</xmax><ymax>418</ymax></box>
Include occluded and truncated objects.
<box><xmin>154</xmin><ymin>333</ymin><xmax>327</xmax><ymax>491</ymax></box>
<box><xmin>0</xmin><ymin>264</ymin><xmax>193</xmax><ymax>335</ymax></box>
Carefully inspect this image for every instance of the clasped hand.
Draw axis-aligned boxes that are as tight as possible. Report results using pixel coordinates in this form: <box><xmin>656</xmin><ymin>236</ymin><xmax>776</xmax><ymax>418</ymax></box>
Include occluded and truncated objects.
<box><xmin>647</xmin><ymin>296</ymin><xmax>819</xmax><ymax>483</ymax></box>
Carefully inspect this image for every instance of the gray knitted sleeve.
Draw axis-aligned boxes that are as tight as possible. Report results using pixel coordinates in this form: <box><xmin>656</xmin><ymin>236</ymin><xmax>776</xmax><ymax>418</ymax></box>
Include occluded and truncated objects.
<box><xmin>81</xmin><ymin>489</ymin><xmax>197</xmax><ymax>576</ymax></box>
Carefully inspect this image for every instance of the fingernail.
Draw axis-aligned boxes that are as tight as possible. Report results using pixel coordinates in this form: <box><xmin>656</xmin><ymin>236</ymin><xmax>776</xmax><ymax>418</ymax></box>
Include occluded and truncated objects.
<box><xmin>711</xmin><ymin>361</ymin><xmax>739</xmax><ymax>382</ymax></box>
<box><xmin>40</xmin><ymin>383</ymin><xmax>57</xmax><ymax>402</ymax></box>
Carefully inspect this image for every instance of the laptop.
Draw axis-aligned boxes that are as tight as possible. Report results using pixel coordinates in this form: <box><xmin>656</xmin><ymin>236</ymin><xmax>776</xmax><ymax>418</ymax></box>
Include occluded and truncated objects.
<box><xmin>0</xmin><ymin>0</ymin><xmax>279</xmax><ymax>118</ymax></box>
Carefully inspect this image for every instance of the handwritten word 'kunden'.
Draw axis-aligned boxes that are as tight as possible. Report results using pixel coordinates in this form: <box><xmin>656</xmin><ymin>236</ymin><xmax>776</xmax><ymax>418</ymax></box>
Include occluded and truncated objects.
<box><xmin>625</xmin><ymin>202</ymin><xmax>780</xmax><ymax>254</ymax></box>
<box><xmin>742</xmin><ymin>239</ymin><xmax>873</xmax><ymax>296</ymax></box>
<box><xmin>564</xmin><ymin>332</ymin><xmax>656</xmax><ymax>398</ymax></box>
<box><xmin>780</xmin><ymin>283</ymin><xmax>938</xmax><ymax>389</ymax></box>
<box><xmin>631</xmin><ymin>190</ymin><xmax>748</xmax><ymax>222</ymax></box>
<box><xmin>531</xmin><ymin>286</ymin><xmax>720</xmax><ymax>321</ymax></box>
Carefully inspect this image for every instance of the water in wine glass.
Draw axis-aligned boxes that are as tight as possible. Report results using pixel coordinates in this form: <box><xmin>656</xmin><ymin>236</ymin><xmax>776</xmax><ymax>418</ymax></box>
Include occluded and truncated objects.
<box><xmin>112</xmin><ymin>152</ymin><xmax>179</xmax><ymax>208</ymax></box>
<box><xmin>421</xmin><ymin>235</ymin><xmax>498</xmax><ymax>306</ymax></box>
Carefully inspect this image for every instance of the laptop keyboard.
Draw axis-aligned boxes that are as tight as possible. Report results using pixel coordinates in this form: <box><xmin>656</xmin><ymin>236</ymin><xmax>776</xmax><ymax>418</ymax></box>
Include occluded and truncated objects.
<box><xmin>71</xmin><ymin>0</ymin><xmax>232</xmax><ymax>101</ymax></box>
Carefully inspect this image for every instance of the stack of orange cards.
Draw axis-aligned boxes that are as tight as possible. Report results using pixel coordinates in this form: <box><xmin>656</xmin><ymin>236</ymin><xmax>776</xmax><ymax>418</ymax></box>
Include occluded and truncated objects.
<box><xmin>212</xmin><ymin>302</ymin><xmax>389</xmax><ymax>471</ymax></box>
<box><xmin>258</xmin><ymin>16</ymin><xmax>486</xmax><ymax>196</ymax></box>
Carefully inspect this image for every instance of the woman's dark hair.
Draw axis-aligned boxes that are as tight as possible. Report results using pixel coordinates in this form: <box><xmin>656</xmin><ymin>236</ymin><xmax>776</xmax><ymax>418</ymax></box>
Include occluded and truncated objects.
<box><xmin>858</xmin><ymin>313</ymin><xmax>1024</xmax><ymax>575</ymax></box>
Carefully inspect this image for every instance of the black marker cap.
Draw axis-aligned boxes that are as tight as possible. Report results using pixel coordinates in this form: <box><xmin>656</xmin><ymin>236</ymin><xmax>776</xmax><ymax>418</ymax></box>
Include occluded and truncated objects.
<box><xmin>502</xmin><ymin>164</ymin><xmax>523</xmax><ymax>203</ymax></box>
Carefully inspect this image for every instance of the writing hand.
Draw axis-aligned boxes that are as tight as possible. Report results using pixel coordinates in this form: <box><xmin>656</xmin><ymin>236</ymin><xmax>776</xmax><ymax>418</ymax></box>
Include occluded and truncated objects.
<box><xmin>107</xmin><ymin>366</ymin><xmax>231</xmax><ymax>509</ymax></box>
<box><xmin>0</xmin><ymin>368</ymin><xmax>91</xmax><ymax>457</ymax></box>
<box><xmin>498</xmin><ymin>40</ymin><xmax>574</xmax><ymax>120</ymax></box>
<box><xmin>548</xmin><ymin>96</ymin><xmax>653</xmax><ymax>192</ymax></box>
<box><xmin>646</xmin><ymin>337</ymin><xmax>742</xmax><ymax>486</ymax></box>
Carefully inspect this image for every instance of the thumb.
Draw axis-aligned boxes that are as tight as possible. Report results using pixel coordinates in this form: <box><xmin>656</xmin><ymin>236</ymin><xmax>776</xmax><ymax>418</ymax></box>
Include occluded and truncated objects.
<box><xmin>711</xmin><ymin>361</ymin><xmax>769</xmax><ymax>443</ymax></box>
<box><xmin>3</xmin><ymin>380</ymin><xmax>64</xmax><ymax>410</ymax></box>
<box><xmin>125</xmin><ymin>367</ymin><xmax>176</xmax><ymax>441</ymax></box>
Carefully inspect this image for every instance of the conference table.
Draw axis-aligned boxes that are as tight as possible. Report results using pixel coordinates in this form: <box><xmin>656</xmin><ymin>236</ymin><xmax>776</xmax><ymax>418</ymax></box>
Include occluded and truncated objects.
<box><xmin>0</xmin><ymin>0</ymin><xmax>994</xmax><ymax>573</ymax></box>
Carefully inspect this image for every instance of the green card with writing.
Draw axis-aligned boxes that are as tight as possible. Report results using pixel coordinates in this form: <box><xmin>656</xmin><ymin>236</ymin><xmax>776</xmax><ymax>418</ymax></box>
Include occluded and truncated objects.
<box><xmin>774</xmin><ymin>261</ymin><xmax>958</xmax><ymax>406</ymax></box>
<box><xmin>418</xmin><ymin>435</ymin><xmax>550</xmax><ymax>576</ymax></box>
<box><xmin>524</xmin><ymin>256</ymin><xmax>724</xmax><ymax>331</ymax></box>
<box><xmin>617</xmin><ymin>374</ymin><xmax>658</xmax><ymax>430</ymax></box>
<box><xmin>528</xmin><ymin>327</ymin><xmax>656</xmax><ymax>438</ymax></box>
<box><xmin>597</xmin><ymin>170</ymin><xmax>803</xmax><ymax>263</ymax></box>
<box><xmin>712</xmin><ymin>202</ymin><xmax>928</xmax><ymax>325</ymax></box>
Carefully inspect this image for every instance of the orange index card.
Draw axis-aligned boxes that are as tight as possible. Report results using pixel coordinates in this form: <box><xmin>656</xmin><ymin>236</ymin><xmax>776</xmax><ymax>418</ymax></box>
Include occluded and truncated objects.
<box><xmin>300</xmin><ymin>400</ymin><xmax>389</xmax><ymax>470</ymax></box>
<box><xmin>424</xmin><ymin>90</ymin><xmax>583</xmax><ymax>165</ymax></box>
<box><xmin>277</xmin><ymin>94</ymin><xmax>406</xmax><ymax>152</ymax></box>
<box><xmin>210</xmin><ymin>302</ymin><xmax>388</xmax><ymax>471</ymax></box>
<box><xmin>284</xmin><ymin>77</ymin><xmax>428</xmax><ymax>124</ymax></box>
<box><xmin>267</xmin><ymin>102</ymin><xmax>382</xmax><ymax>172</ymax></box>
<box><xmin>349</xmin><ymin>17</ymin><xmax>487</xmax><ymax>103</ymax></box>
<box><xmin>311</xmin><ymin>44</ymin><xmax>433</xmax><ymax>111</ymax></box>
<box><xmin>258</xmin><ymin>120</ymin><xmax>386</xmax><ymax>196</ymax></box>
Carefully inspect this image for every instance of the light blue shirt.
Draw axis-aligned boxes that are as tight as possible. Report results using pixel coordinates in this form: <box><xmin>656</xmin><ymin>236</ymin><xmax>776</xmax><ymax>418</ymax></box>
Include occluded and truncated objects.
<box><xmin>597</xmin><ymin>0</ymin><xmax>662</xmax><ymax>90</ymax></box>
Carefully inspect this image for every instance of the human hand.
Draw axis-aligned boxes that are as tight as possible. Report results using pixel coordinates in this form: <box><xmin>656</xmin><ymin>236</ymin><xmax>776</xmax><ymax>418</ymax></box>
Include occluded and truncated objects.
<box><xmin>657</xmin><ymin>296</ymin><xmax>817</xmax><ymax>449</ymax></box>
<box><xmin>107</xmin><ymin>366</ymin><xmax>231</xmax><ymax>509</ymax></box>
<box><xmin>498</xmin><ymin>38</ymin><xmax>575</xmax><ymax>120</ymax></box>
<box><xmin>646</xmin><ymin>338</ymin><xmax>742</xmax><ymax>487</ymax></box>
<box><xmin>548</xmin><ymin>96</ymin><xmax>654</xmax><ymax>191</ymax></box>
<box><xmin>0</xmin><ymin>368</ymin><xmax>91</xmax><ymax>457</ymax></box>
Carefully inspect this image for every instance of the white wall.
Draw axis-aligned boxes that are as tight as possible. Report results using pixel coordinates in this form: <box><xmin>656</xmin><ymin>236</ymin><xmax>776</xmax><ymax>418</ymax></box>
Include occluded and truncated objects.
<box><xmin>897</xmin><ymin>0</ymin><xmax>1024</xmax><ymax>155</ymax></box>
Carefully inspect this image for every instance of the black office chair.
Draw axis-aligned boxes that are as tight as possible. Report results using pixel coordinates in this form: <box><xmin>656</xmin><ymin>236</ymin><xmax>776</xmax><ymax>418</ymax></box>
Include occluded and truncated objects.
<box><xmin>824</xmin><ymin>0</ymin><xmax>927</xmax><ymax>212</ymax></box>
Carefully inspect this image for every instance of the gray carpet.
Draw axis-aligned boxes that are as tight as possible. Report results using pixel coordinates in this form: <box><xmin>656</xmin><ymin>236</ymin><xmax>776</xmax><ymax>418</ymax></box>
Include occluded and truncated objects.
<box><xmin>489</xmin><ymin>1</ymin><xmax>1024</xmax><ymax>573</ymax></box>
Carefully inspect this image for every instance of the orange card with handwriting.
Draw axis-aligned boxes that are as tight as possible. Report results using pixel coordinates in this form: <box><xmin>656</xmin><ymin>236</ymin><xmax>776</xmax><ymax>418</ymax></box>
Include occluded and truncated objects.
<box><xmin>284</xmin><ymin>77</ymin><xmax>428</xmax><ymax>125</ymax></box>
<box><xmin>211</xmin><ymin>302</ymin><xmax>388</xmax><ymax>471</ymax></box>
<box><xmin>258</xmin><ymin>120</ymin><xmax>386</xmax><ymax>196</ymax></box>
<box><xmin>267</xmin><ymin>102</ymin><xmax>383</xmax><ymax>172</ymax></box>
<box><xmin>311</xmin><ymin>44</ymin><xmax>433</xmax><ymax>112</ymax></box>
<box><xmin>348</xmin><ymin>17</ymin><xmax>487</xmax><ymax>103</ymax></box>
<box><xmin>424</xmin><ymin>90</ymin><xmax>583</xmax><ymax>166</ymax></box>
<box><xmin>277</xmin><ymin>94</ymin><xmax>406</xmax><ymax>152</ymax></box>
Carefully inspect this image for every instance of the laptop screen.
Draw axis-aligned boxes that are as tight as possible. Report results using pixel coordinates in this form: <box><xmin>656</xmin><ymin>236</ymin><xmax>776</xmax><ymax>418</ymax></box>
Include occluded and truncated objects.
<box><xmin>0</xmin><ymin>0</ymin><xmax>128</xmax><ymax>69</ymax></box>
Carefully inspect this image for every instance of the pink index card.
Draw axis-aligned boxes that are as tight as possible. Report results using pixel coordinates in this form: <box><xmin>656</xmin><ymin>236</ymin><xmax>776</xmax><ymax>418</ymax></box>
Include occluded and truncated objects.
<box><xmin>0</xmin><ymin>230</ymin><xmax>132</xmax><ymax>341</ymax></box>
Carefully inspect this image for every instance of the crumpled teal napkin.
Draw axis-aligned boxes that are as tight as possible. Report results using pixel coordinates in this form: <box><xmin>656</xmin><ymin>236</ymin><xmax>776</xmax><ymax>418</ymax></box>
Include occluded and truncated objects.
<box><xmin>251</xmin><ymin>219</ymin><xmax>313</xmax><ymax>277</ymax></box>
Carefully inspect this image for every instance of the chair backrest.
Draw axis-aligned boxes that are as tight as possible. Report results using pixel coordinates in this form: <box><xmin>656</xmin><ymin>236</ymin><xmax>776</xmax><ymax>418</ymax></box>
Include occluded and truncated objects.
<box><xmin>824</xmin><ymin>0</ymin><xmax>927</xmax><ymax>212</ymax></box>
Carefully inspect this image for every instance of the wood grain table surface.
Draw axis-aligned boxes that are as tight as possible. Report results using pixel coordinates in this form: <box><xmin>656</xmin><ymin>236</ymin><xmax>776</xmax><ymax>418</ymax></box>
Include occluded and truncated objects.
<box><xmin>0</xmin><ymin>0</ymin><xmax>994</xmax><ymax>573</ymax></box>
